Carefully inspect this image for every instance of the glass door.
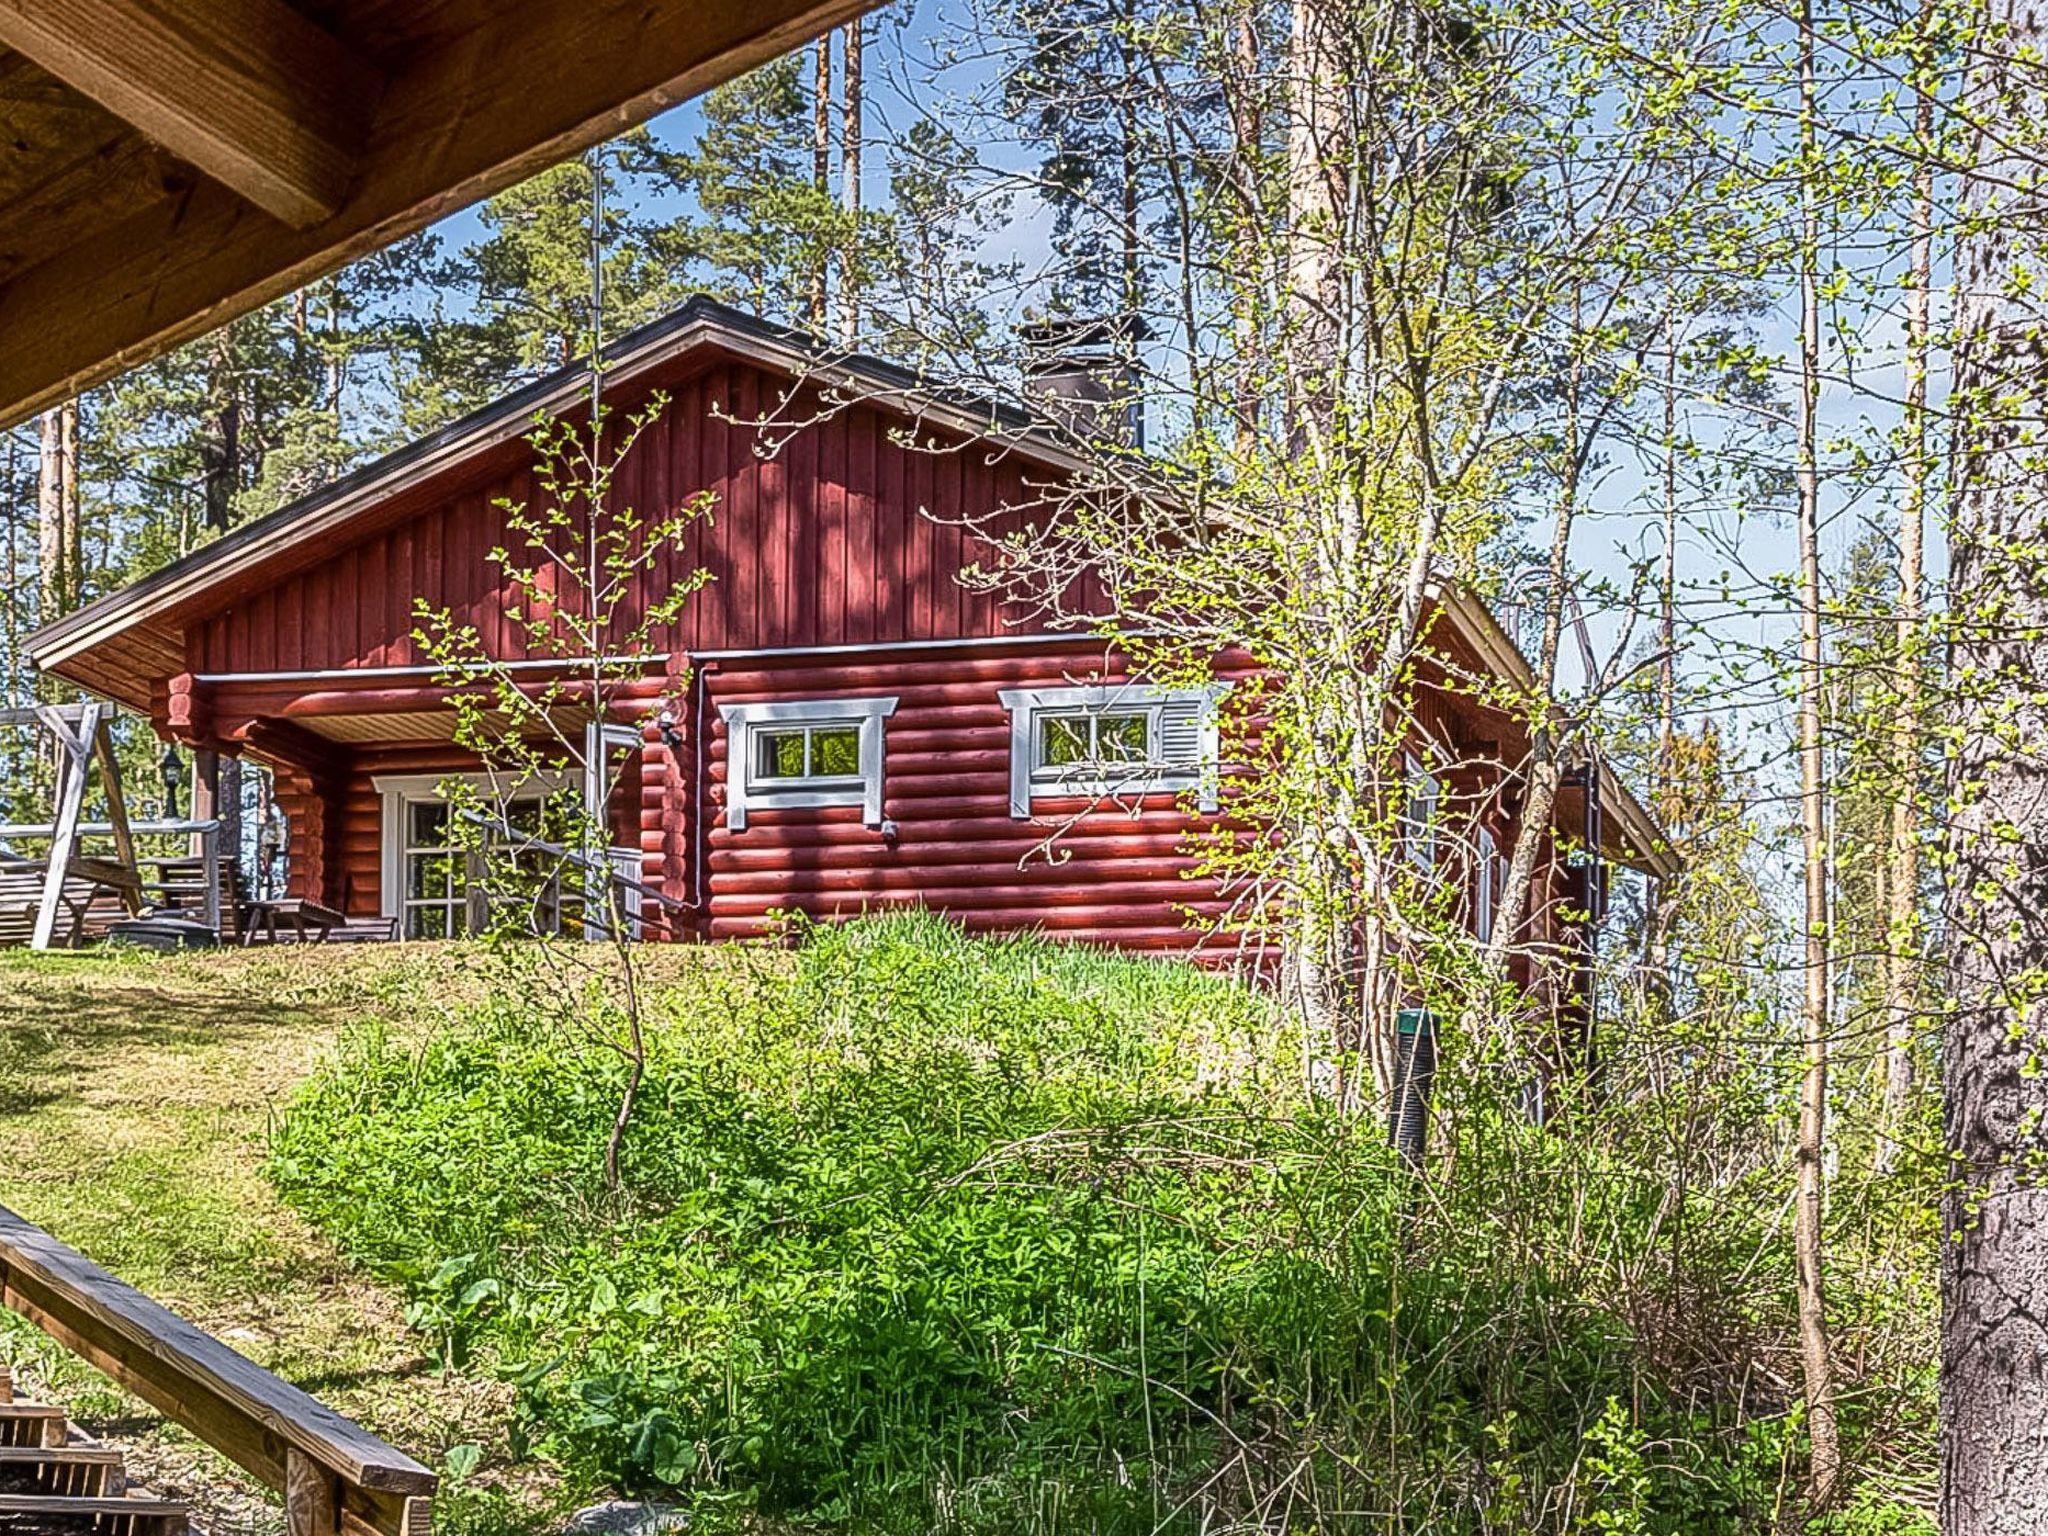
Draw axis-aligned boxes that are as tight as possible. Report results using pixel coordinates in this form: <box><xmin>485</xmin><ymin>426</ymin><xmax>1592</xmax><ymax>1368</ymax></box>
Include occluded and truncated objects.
<box><xmin>399</xmin><ymin>794</ymin><xmax>562</xmax><ymax>938</ymax></box>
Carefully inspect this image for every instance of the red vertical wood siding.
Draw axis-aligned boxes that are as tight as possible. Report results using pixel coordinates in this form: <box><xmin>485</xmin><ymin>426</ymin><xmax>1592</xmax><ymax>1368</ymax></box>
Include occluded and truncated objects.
<box><xmin>190</xmin><ymin>362</ymin><xmax>1047</xmax><ymax>679</ymax></box>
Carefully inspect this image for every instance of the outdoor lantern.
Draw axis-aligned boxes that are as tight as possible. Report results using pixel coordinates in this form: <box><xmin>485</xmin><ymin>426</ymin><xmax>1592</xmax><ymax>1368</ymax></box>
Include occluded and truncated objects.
<box><xmin>159</xmin><ymin>743</ymin><xmax>183</xmax><ymax>820</ymax></box>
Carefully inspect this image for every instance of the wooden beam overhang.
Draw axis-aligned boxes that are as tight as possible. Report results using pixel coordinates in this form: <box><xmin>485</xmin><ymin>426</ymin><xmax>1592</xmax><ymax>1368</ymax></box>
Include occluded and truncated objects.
<box><xmin>235</xmin><ymin>716</ymin><xmax>354</xmax><ymax>787</ymax></box>
<box><xmin>0</xmin><ymin>0</ymin><xmax>879</xmax><ymax>427</ymax></box>
<box><xmin>0</xmin><ymin>0</ymin><xmax>381</xmax><ymax>228</ymax></box>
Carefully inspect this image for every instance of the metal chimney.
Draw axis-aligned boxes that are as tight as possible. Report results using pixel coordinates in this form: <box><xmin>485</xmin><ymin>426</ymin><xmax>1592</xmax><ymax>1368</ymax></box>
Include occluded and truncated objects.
<box><xmin>1019</xmin><ymin>315</ymin><xmax>1147</xmax><ymax>450</ymax></box>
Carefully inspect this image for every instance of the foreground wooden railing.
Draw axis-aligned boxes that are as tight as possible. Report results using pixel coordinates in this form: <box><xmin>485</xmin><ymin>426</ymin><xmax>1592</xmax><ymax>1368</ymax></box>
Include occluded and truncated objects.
<box><xmin>0</xmin><ymin>1204</ymin><xmax>436</xmax><ymax>1536</ymax></box>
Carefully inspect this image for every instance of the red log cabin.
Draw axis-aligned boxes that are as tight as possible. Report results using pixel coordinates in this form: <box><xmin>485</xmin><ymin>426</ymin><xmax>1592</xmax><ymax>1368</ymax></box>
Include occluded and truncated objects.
<box><xmin>25</xmin><ymin>298</ymin><xmax>1672</xmax><ymax>962</ymax></box>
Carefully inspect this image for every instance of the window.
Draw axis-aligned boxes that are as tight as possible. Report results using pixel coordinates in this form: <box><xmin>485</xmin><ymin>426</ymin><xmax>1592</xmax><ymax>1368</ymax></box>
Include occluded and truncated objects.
<box><xmin>401</xmin><ymin>797</ymin><xmax>467</xmax><ymax>939</ymax></box>
<box><xmin>1399</xmin><ymin>753</ymin><xmax>1440</xmax><ymax>872</ymax></box>
<box><xmin>998</xmin><ymin>683</ymin><xmax>1227</xmax><ymax>817</ymax></box>
<box><xmin>1475</xmin><ymin>825</ymin><xmax>1501</xmax><ymax>941</ymax></box>
<box><xmin>718</xmin><ymin>696</ymin><xmax>898</xmax><ymax>830</ymax></box>
<box><xmin>755</xmin><ymin>722</ymin><xmax>862</xmax><ymax>782</ymax></box>
<box><xmin>375</xmin><ymin>772</ymin><xmax>572</xmax><ymax>939</ymax></box>
<box><xmin>1037</xmin><ymin>709</ymin><xmax>1150</xmax><ymax>775</ymax></box>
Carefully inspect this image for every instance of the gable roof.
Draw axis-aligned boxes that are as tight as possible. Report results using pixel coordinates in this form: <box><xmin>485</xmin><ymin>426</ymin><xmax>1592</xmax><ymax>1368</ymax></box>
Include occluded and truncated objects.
<box><xmin>27</xmin><ymin>295</ymin><xmax>1069</xmax><ymax>674</ymax></box>
<box><xmin>25</xmin><ymin>297</ymin><xmax>1675</xmax><ymax>880</ymax></box>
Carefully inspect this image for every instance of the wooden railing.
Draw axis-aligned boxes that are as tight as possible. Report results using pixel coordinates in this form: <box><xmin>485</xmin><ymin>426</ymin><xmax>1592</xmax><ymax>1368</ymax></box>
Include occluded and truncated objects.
<box><xmin>0</xmin><ymin>1205</ymin><xmax>435</xmax><ymax>1536</ymax></box>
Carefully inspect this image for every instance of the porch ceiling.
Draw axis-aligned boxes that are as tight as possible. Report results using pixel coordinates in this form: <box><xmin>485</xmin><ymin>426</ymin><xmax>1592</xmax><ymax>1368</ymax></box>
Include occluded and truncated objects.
<box><xmin>0</xmin><ymin>0</ymin><xmax>878</xmax><ymax>427</ymax></box>
<box><xmin>291</xmin><ymin>708</ymin><xmax>595</xmax><ymax>745</ymax></box>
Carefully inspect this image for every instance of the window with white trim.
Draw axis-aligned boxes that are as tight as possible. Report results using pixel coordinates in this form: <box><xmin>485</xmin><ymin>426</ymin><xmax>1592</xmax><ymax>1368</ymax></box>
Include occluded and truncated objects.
<box><xmin>375</xmin><ymin>771</ymin><xmax>572</xmax><ymax>938</ymax></box>
<box><xmin>1399</xmin><ymin>752</ymin><xmax>1440</xmax><ymax>872</ymax></box>
<box><xmin>997</xmin><ymin>683</ymin><xmax>1226</xmax><ymax>817</ymax></box>
<box><xmin>1475</xmin><ymin>825</ymin><xmax>1501</xmax><ymax>940</ymax></box>
<box><xmin>718</xmin><ymin>696</ymin><xmax>897</xmax><ymax>830</ymax></box>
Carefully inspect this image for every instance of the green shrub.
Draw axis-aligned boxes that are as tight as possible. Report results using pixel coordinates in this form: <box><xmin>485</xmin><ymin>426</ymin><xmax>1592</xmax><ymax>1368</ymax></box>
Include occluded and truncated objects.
<box><xmin>268</xmin><ymin>915</ymin><xmax>1917</xmax><ymax>1534</ymax></box>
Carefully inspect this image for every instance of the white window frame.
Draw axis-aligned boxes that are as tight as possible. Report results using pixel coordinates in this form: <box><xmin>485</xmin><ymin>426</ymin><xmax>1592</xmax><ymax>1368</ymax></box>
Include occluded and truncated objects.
<box><xmin>997</xmin><ymin>683</ymin><xmax>1227</xmax><ymax>818</ymax></box>
<box><xmin>1399</xmin><ymin>751</ymin><xmax>1441</xmax><ymax>872</ymax></box>
<box><xmin>373</xmin><ymin>769</ymin><xmax>573</xmax><ymax>934</ymax></box>
<box><xmin>717</xmin><ymin>695</ymin><xmax>898</xmax><ymax>831</ymax></box>
<box><xmin>1475</xmin><ymin>824</ymin><xmax>1500</xmax><ymax>941</ymax></box>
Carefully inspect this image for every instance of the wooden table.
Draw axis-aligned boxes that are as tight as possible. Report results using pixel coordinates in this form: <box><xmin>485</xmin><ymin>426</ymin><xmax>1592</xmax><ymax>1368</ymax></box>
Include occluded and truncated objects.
<box><xmin>237</xmin><ymin>897</ymin><xmax>344</xmax><ymax>946</ymax></box>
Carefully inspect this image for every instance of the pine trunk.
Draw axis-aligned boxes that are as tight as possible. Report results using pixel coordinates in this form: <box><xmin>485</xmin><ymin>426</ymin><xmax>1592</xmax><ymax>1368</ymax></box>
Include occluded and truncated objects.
<box><xmin>1229</xmin><ymin>2</ymin><xmax>1262</xmax><ymax>457</ymax></box>
<box><xmin>1943</xmin><ymin>0</ymin><xmax>2048</xmax><ymax>1524</ymax></box>
<box><xmin>202</xmin><ymin>332</ymin><xmax>239</xmax><ymax>535</ymax></box>
<box><xmin>812</xmin><ymin>36</ymin><xmax>832</xmax><ymax>332</ymax></box>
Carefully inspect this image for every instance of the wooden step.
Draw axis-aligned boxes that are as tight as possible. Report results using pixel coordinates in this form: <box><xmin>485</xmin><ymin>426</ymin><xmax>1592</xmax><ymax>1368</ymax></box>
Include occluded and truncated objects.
<box><xmin>0</xmin><ymin>1409</ymin><xmax>66</xmax><ymax>1450</ymax></box>
<box><xmin>0</xmin><ymin>1377</ymin><xmax>190</xmax><ymax>1535</ymax></box>
<box><xmin>0</xmin><ymin>1449</ymin><xmax>126</xmax><ymax>1498</ymax></box>
<box><xmin>0</xmin><ymin>1492</ymin><xmax>188</xmax><ymax>1536</ymax></box>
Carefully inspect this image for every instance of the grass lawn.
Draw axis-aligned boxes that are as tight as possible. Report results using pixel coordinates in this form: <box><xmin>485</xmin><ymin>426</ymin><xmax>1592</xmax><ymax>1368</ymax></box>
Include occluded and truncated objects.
<box><xmin>0</xmin><ymin>943</ymin><xmax>580</xmax><ymax>1536</ymax></box>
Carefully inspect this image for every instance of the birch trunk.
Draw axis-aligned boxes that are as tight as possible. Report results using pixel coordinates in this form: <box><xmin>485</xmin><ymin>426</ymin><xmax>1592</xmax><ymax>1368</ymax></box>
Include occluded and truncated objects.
<box><xmin>1943</xmin><ymin>0</ymin><xmax>2048</xmax><ymax>1524</ymax></box>
<box><xmin>1876</xmin><ymin>0</ymin><xmax>1935</xmax><ymax>1176</ymax></box>
<box><xmin>35</xmin><ymin>407</ymin><xmax>63</xmax><ymax>621</ymax></box>
<box><xmin>1793</xmin><ymin>0</ymin><xmax>1841</xmax><ymax>1500</ymax></box>
<box><xmin>1282</xmin><ymin>0</ymin><xmax>1358</xmax><ymax>1055</ymax></box>
<box><xmin>60</xmin><ymin>398</ymin><xmax>78</xmax><ymax>602</ymax></box>
<box><xmin>1644</xmin><ymin>306</ymin><xmax>1680</xmax><ymax>1018</ymax></box>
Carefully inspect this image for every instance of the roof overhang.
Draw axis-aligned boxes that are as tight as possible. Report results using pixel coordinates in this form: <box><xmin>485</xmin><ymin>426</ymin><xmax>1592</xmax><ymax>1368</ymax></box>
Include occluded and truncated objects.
<box><xmin>0</xmin><ymin>0</ymin><xmax>885</xmax><ymax>428</ymax></box>
<box><xmin>1427</xmin><ymin>581</ymin><xmax>1678</xmax><ymax>881</ymax></box>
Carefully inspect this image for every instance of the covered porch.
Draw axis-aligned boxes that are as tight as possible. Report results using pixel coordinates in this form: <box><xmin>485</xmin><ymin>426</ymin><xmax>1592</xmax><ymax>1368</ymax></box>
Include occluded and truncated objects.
<box><xmin>159</xmin><ymin>663</ymin><xmax>683</xmax><ymax>942</ymax></box>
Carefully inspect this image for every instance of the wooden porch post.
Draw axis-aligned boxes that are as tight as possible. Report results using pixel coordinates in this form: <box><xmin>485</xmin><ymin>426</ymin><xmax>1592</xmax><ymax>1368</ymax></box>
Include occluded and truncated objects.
<box><xmin>189</xmin><ymin>749</ymin><xmax>219</xmax><ymax>860</ymax></box>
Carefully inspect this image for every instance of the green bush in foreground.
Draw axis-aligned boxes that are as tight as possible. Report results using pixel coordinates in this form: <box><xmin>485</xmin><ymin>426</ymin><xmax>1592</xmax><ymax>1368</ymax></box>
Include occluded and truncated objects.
<box><xmin>268</xmin><ymin>915</ymin><xmax>1918</xmax><ymax>1534</ymax></box>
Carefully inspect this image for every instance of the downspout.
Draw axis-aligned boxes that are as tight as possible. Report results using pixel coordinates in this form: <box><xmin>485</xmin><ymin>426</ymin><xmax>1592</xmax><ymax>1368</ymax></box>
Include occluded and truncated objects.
<box><xmin>694</xmin><ymin>660</ymin><xmax>716</xmax><ymax>939</ymax></box>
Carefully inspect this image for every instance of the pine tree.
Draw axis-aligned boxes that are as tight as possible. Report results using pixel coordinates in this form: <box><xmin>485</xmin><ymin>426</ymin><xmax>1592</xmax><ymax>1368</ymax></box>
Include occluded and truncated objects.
<box><xmin>652</xmin><ymin>56</ymin><xmax>848</xmax><ymax>330</ymax></box>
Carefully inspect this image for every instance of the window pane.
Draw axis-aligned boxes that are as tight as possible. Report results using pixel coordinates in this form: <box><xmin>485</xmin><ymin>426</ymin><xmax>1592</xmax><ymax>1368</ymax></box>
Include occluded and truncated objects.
<box><xmin>1097</xmin><ymin>713</ymin><xmax>1149</xmax><ymax>763</ymax></box>
<box><xmin>408</xmin><ymin>800</ymin><xmax>448</xmax><ymax>845</ymax></box>
<box><xmin>812</xmin><ymin>727</ymin><xmax>861</xmax><ymax>777</ymax></box>
<box><xmin>410</xmin><ymin>852</ymin><xmax>456</xmax><ymax>899</ymax></box>
<box><xmin>1040</xmin><ymin>715</ymin><xmax>1091</xmax><ymax>768</ymax></box>
<box><xmin>1403</xmin><ymin>764</ymin><xmax>1438</xmax><ymax>868</ymax></box>
<box><xmin>756</xmin><ymin>728</ymin><xmax>809</xmax><ymax>779</ymax></box>
<box><xmin>409</xmin><ymin>904</ymin><xmax>449</xmax><ymax>940</ymax></box>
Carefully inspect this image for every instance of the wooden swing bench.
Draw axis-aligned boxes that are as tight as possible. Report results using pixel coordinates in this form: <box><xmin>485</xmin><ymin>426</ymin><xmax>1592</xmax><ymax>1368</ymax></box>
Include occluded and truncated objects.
<box><xmin>0</xmin><ymin>855</ymin><xmax>143</xmax><ymax>949</ymax></box>
<box><xmin>0</xmin><ymin>703</ymin><xmax>226</xmax><ymax>949</ymax></box>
